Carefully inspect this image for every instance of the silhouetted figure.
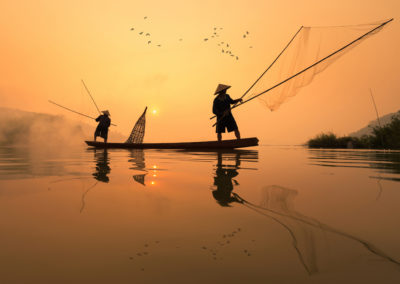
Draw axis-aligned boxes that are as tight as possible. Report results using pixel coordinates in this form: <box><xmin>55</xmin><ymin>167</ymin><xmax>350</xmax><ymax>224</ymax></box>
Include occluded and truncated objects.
<box><xmin>212</xmin><ymin>152</ymin><xmax>243</xmax><ymax>206</ymax></box>
<box><xmin>94</xmin><ymin>110</ymin><xmax>111</xmax><ymax>143</ymax></box>
<box><xmin>92</xmin><ymin>149</ymin><xmax>111</xmax><ymax>183</ymax></box>
<box><xmin>213</xmin><ymin>84</ymin><xmax>242</xmax><ymax>141</ymax></box>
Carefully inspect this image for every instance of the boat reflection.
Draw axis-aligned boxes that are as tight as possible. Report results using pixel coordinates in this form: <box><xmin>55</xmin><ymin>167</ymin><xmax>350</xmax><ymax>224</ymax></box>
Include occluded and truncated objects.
<box><xmin>92</xmin><ymin>149</ymin><xmax>111</xmax><ymax>183</ymax></box>
<box><xmin>211</xmin><ymin>150</ymin><xmax>258</xmax><ymax>207</ymax></box>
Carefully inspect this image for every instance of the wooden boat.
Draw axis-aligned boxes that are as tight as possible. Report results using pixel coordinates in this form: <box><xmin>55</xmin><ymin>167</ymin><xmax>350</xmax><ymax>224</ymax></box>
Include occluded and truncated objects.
<box><xmin>85</xmin><ymin>137</ymin><xmax>258</xmax><ymax>149</ymax></box>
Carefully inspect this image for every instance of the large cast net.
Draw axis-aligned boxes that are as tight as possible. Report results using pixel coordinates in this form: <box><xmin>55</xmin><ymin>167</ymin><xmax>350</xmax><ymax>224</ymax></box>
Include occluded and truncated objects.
<box><xmin>215</xmin><ymin>19</ymin><xmax>393</xmax><ymax>116</ymax></box>
<box><xmin>125</xmin><ymin>107</ymin><xmax>147</xmax><ymax>143</ymax></box>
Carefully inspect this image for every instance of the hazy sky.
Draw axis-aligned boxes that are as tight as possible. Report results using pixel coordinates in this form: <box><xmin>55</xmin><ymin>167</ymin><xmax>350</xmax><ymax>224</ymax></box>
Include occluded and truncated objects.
<box><xmin>0</xmin><ymin>0</ymin><xmax>399</xmax><ymax>144</ymax></box>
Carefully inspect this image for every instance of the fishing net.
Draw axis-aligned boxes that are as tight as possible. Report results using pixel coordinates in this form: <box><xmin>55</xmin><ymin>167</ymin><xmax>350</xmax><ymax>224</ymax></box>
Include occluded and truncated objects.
<box><xmin>126</xmin><ymin>107</ymin><xmax>147</xmax><ymax>143</ymax></box>
<box><xmin>242</xmin><ymin>20</ymin><xmax>392</xmax><ymax>111</ymax></box>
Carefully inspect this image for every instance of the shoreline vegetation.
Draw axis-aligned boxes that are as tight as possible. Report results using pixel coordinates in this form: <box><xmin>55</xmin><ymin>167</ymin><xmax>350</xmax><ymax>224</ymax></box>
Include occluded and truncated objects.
<box><xmin>307</xmin><ymin>114</ymin><xmax>400</xmax><ymax>150</ymax></box>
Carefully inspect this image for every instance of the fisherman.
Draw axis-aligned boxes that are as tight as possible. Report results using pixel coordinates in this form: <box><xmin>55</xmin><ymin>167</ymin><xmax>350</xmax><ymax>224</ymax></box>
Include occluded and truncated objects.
<box><xmin>94</xmin><ymin>110</ymin><xmax>111</xmax><ymax>143</ymax></box>
<box><xmin>212</xmin><ymin>84</ymin><xmax>242</xmax><ymax>141</ymax></box>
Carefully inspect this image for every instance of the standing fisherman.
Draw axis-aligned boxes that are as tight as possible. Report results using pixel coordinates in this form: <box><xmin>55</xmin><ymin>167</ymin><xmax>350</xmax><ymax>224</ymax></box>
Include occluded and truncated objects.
<box><xmin>94</xmin><ymin>110</ymin><xmax>111</xmax><ymax>143</ymax></box>
<box><xmin>212</xmin><ymin>84</ymin><xmax>242</xmax><ymax>141</ymax></box>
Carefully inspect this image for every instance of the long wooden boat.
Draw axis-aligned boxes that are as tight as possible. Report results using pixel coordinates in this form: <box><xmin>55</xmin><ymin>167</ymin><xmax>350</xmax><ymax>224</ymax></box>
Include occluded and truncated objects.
<box><xmin>85</xmin><ymin>137</ymin><xmax>258</xmax><ymax>149</ymax></box>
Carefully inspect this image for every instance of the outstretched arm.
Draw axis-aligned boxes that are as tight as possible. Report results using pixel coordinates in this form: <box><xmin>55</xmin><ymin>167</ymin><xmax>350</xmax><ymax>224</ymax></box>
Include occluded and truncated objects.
<box><xmin>232</xmin><ymin>98</ymin><xmax>243</xmax><ymax>104</ymax></box>
<box><xmin>227</xmin><ymin>95</ymin><xmax>242</xmax><ymax>105</ymax></box>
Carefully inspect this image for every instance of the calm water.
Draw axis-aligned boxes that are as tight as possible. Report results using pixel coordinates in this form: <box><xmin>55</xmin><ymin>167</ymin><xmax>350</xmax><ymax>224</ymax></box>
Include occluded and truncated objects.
<box><xmin>0</xmin><ymin>145</ymin><xmax>400</xmax><ymax>284</ymax></box>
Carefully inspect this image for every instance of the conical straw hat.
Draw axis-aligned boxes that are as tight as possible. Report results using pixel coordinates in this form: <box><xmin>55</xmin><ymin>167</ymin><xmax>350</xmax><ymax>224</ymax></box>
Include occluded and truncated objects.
<box><xmin>102</xmin><ymin>110</ymin><xmax>110</xmax><ymax>116</ymax></box>
<box><xmin>214</xmin><ymin>84</ymin><xmax>231</xmax><ymax>95</ymax></box>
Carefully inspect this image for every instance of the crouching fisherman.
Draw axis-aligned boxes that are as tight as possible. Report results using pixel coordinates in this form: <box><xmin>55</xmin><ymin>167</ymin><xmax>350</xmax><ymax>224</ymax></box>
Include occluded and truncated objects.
<box><xmin>212</xmin><ymin>84</ymin><xmax>242</xmax><ymax>142</ymax></box>
<box><xmin>94</xmin><ymin>110</ymin><xmax>111</xmax><ymax>143</ymax></box>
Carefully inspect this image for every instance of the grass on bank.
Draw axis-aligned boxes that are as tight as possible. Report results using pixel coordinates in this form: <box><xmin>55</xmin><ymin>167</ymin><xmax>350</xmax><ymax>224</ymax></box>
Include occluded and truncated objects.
<box><xmin>307</xmin><ymin>114</ymin><xmax>400</xmax><ymax>149</ymax></box>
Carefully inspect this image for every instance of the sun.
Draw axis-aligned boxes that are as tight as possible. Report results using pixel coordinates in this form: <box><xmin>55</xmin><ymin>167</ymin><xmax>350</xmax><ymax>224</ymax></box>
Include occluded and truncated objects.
<box><xmin>152</xmin><ymin>109</ymin><xmax>157</xmax><ymax>115</ymax></box>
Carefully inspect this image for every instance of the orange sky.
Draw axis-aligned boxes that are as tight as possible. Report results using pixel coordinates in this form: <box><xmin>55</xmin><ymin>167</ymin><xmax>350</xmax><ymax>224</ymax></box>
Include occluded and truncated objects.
<box><xmin>0</xmin><ymin>0</ymin><xmax>399</xmax><ymax>144</ymax></box>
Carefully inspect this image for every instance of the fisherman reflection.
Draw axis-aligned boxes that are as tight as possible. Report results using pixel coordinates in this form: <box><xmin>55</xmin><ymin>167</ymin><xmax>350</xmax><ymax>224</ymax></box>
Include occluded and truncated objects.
<box><xmin>92</xmin><ymin>149</ymin><xmax>111</xmax><ymax>182</ymax></box>
<box><xmin>212</xmin><ymin>152</ymin><xmax>243</xmax><ymax>206</ymax></box>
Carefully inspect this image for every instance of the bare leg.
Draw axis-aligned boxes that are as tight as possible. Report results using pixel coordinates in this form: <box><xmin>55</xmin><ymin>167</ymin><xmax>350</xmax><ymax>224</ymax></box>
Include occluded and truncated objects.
<box><xmin>234</xmin><ymin>129</ymin><xmax>241</xmax><ymax>140</ymax></box>
<box><xmin>94</xmin><ymin>134</ymin><xmax>97</xmax><ymax>141</ymax></box>
<box><xmin>217</xmin><ymin>133</ymin><xmax>222</xmax><ymax>142</ymax></box>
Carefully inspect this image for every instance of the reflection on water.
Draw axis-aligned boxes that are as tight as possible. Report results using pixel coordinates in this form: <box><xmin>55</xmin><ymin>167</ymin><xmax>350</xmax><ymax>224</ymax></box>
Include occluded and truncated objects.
<box><xmin>309</xmin><ymin>149</ymin><xmax>400</xmax><ymax>182</ymax></box>
<box><xmin>0</xmin><ymin>146</ymin><xmax>71</xmax><ymax>179</ymax></box>
<box><xmin>235</xmin><ymin>185</ymin><xmax>400</xmax><ymax>275</ymax></box>
<box><xmin>129</xmin><ymin>149</ymin><xmax>147</xmax><ymax>186</ymax></box>
<box><xmin>212</xmin><ymin>151</ymin><xmax>258</xmax><ymax>207</ymax></box>
<box><xmin>1</xmin><ymin>146</ymin><xmax>400</xmax><ymax>283</ymax></box>
<box><xmin>92</xmin><ymin>149</ymin><xmax>111</xmax><ymax>183</ymax></box>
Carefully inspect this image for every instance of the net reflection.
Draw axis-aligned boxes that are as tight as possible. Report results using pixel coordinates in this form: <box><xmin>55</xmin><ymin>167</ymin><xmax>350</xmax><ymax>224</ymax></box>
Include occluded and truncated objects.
<box><xmin>211</xmin><ymin>150</ymin><xmax>258</xmax><ymax>207</ymax></box>
<box><xmin>92</xmin><ymin>149</ymin><xmax>111</xmax><ymax>183</ymax></box>
<box><xmin>234</xmin><ymin>185</ymin><xmax>400</xmax><ymax>275</ymax></box>
<box><xmin>128</xmin><ymin>149</ymin><xmax>147</xmax><ymax>186</ymax></box>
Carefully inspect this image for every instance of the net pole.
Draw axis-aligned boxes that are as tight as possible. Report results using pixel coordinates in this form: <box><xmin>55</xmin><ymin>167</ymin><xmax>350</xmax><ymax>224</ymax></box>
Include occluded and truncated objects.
<box><xmin>48</xmin><ymin>100</ymin><xmax>117</xmax><ymax>126</ymax></box>
<box><xmin>211</xmin><ymin>18</ymin><xmax>393</xmax><ymax>126</ymax></box>
<box><xmin>210</xmin><ymin>26</ymin><xmax>303</xmax><ymax>120</ymax></box>
<box><xmin>81</xmin><ymin>79</ymin><xmax>102</xmax><ymax>115</ymax></box>
<box><xmin>230</xmin><ymin>18</ymin><xmax>393</xmax><ymax>112</ymax></box>
<box><xmin>239</xmin><ymin>26</ymin><xmax>303</xmax><ymax>101</ymax></box>
<box><xmin>370</xmin><ymin>88</ymin><xmax>385</xmax><ymax>148</ymax></box>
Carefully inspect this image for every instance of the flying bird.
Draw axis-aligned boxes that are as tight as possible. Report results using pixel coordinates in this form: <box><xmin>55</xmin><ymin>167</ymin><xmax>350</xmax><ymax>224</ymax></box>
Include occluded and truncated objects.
<box><xmin>179</xmin><ymin>38</ymin><xmax>183</xmax><ymax>41</ymax></box>
<box><xmin>139</xmin><ymin>32</ymin><xmax>143</xmax><ymax>35</ymax></box>
<box><xmin>236</xmin><ymin>56</ymin><xmax>239</xmax><ymax>60</ymax></box>
<box><xmin>204</xmin><ymin>38</ymin><xmax>208</xmax><ymax>41</ymax></box>
<box><xmin>147</xmin><ymin>41</ymin><xmax>151</xmax><ymax>44</ymax></box>
<box><xmin>249</xmin><ymin>46</ymin><xmax>253</xmax><ymax>48</ymax></box>
<box><xmin>130</xmin><ymin>27</ymin><xmax>134</xmax><ymax>31</ymax></box>
<box><xmin>243</xmin><ymin>34</ymin><xmax>246</xmax><ymax>38</ymax></box>
<box><xmin>145</xmin><ymin>33</ymin><xmax>150</xmax><ymax>36</ymax></box>
<box><xmin>157</xmin><ymin>44</ymin><xmax>161</xmax><ymax>47</ymax></box>
<box><xmin>246</xmin><ymin>31</ymin><xmax>249</xmax><ymax>34</ymax></box>
<box><xmin>144</xmin><ymin>16</ymin><xmax>148</xmax><ymax>19</ymax></box>
<box><xmin>222</xmin><ymin>49</ymin><xmax>224</xmax><ymax>53</ymax></box>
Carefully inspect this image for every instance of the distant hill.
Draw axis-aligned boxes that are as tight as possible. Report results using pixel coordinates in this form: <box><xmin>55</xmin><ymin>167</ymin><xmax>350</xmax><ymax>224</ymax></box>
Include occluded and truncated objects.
<box><xmin>0</xmin><ymin>107</ymin><xmax>125</xmax><ymax>147</ymax></box>
<box><xmin>350</xmin><ymin>110</ymin><xmax>400</xmax><ymax>138</ymax></box>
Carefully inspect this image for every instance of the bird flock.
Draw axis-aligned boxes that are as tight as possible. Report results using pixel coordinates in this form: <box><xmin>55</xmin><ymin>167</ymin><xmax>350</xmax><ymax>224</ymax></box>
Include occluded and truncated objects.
<box><xmin>130</xmin><ymin>17</ymin><xmax>254</xmax><ymax>61</ymax></box>
<box><xmin>203</xmin><ymin>27</ymin><xmax>254</xmax><ymax>61</ymax></box>
<box><xmin>130</xmin><ymin>16</ymin><xmax>162</xmax><ymax>47</ymax></box>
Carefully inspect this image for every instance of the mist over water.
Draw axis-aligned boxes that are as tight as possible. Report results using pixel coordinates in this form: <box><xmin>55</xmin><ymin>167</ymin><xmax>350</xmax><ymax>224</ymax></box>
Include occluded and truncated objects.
<box><xmin>0</xmin><ymin>107</ymin><xmax>125</xmax><ymax>149</ymax></box>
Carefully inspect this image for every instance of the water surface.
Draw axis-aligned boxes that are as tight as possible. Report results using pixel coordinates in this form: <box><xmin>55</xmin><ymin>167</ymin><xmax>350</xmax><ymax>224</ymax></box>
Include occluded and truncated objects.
<box><xmin>0</xmin><ymin>146</ymin><xmax>399</xmax><ymax>283</ymax></box>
